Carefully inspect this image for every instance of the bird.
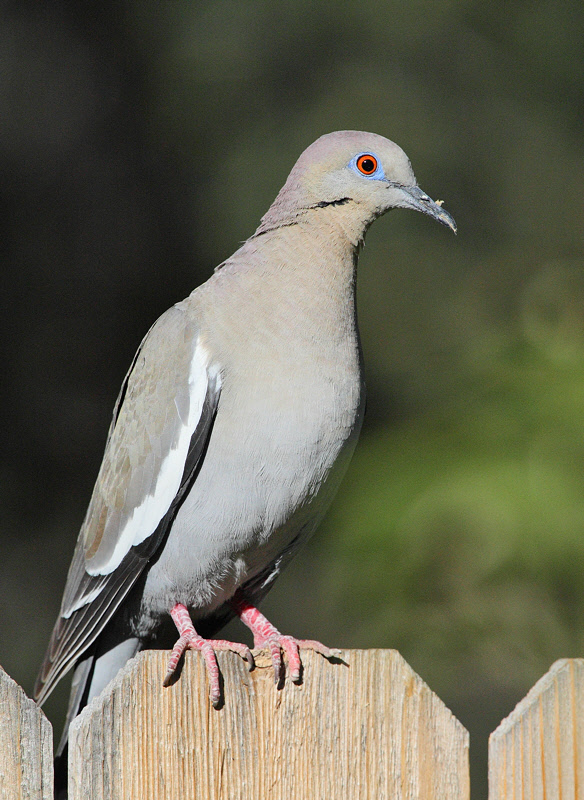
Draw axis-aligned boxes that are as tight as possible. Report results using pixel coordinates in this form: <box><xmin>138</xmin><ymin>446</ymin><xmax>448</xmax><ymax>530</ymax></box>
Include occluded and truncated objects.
<box><xmin>35</xmin><ymin>131</ymin><xmax>456</xmax><ymax>755</ymax></box>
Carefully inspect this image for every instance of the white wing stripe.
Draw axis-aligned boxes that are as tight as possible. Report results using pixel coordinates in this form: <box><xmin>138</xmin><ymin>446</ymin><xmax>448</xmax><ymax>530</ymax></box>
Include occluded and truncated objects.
<box><xmin>86</xmin><ymin>340</ymin><xmax>213</xmax><ymax>577</ymax></box>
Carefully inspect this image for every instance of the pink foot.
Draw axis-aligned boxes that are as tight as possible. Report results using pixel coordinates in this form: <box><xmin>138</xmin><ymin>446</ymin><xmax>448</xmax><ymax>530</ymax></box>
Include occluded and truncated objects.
<box><xmin>232</xmin><ymin>593</ymin><xmax>341</xmax><ymax>684</ymax></box>
<box><xmin>164</xmin><ymin>603</ymin><xmax>254</xmax><ymax>706</ymax></box>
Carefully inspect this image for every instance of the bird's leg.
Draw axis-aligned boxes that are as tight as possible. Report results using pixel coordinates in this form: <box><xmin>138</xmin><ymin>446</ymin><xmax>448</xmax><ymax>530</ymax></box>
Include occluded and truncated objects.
<box><xmin>231</xmin><ymin>591</ymin><xmax>341</xmax><ymax>684</ymax></box>
<box><xmin>164</xmin><ymin>603</ymin><xmax>254</xmax><ymax>706</ymax></box>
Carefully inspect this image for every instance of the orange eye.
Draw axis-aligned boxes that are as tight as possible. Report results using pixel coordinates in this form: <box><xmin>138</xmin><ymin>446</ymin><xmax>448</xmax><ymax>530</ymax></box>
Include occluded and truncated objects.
<box><xmin>356</xmin><ymin>154</ymin><xmax>378</xmax><ymax>175</ymax></box>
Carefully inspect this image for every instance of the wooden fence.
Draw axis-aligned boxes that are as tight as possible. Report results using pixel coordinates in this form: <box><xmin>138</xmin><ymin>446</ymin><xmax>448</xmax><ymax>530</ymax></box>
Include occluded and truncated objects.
<box><xmin>1</xmin><ymin>651</ymin><xmax>582</xmax><ymax>799</ymax></box>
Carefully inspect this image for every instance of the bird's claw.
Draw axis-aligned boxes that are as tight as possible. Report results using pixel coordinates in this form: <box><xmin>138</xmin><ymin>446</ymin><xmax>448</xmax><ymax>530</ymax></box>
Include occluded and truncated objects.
<box><xmin>261</xmin><ymin>634</ymin><xmax>341</xmax><ymax>684</ymax></box>
<box><xmin>166</xmin><ymin>603</ymin><xmax>253</xmax><ymax>706</ymax></box>
<box><xmin>232</xmin><ymin>593</ymin><xmax>340</xmax><ymax>686</ymax></box>
<box><xmin>165</xmin><ymin>634</ymin><xmax>254</xmax><ymax>705</ymax></box>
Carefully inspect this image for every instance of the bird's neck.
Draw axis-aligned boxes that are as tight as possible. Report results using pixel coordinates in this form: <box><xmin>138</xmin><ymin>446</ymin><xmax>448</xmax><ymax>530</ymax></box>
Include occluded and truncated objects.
<box><xmin>255</xmin><ymin>200</ymin><xmax>374</xmax><ymax>249</ymax></box>
<box><xmin>207</xmin><ymin>219</ymin><xmax>362</xmax><ymax>348</ymax></box>
<box><xmin>249</xmin><ymin>219</ymin><xmax>360</xmax><ymax>314</ymax></box>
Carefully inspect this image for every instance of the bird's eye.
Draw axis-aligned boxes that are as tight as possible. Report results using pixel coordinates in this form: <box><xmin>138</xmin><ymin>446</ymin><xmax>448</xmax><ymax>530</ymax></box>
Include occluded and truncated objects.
<box><xmin>356</xmin><ymin>154</ymin><xmax>378</xmax><ymax>175</ymax></box>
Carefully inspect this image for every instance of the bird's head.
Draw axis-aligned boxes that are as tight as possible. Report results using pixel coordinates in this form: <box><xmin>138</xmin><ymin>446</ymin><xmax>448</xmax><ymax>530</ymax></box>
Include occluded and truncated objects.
<box><xmin>258</xmin><ymin>130</ymin><xmax>456</xmax><ymax>241</ymax></box>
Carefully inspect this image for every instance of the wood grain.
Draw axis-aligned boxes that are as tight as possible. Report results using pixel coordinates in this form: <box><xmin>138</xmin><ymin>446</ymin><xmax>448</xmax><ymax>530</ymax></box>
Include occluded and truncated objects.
<box><xmin>0</xmin><ymin>664</ymin><xmax>53</xmax><ymax>799</ymax></box>
<box><xmin>489</xmin><ymin>658</ymin><xmax>584</xmax><ymax>799</ymax></box>
<box><xmin>68</xmin><ymin>648</ymin><xmax>468</xmax><ymax>800</ymax></box>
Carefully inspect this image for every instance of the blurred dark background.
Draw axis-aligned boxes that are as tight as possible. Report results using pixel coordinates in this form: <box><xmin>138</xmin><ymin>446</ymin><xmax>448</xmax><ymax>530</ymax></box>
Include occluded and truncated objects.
<box><xmin>2</xmin><ymin>2</ymin><xmax>584</xmax><ymax>797</ymax></box>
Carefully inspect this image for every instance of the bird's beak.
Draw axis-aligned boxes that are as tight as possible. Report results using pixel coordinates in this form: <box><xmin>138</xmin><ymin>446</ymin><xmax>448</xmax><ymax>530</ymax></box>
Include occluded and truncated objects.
<box><xmin>394</xmin><ymin>184</ymin><xmax>457</xmax><ymax>233</ymax></box>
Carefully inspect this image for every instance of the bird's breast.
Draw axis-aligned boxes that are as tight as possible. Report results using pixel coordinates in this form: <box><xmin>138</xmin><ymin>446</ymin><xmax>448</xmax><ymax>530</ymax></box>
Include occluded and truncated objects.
<box><xmin>141</xmin><ymin>247</ymin><xmax>365</xmax><ymax>620</ymax></box>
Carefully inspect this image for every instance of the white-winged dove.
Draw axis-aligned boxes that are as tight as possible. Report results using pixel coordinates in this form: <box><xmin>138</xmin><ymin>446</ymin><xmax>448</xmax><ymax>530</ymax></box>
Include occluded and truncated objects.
<box><xmin>35</xmin><ymin>131</ymin><xmax>455</xmax><ymax>752</ymax></box>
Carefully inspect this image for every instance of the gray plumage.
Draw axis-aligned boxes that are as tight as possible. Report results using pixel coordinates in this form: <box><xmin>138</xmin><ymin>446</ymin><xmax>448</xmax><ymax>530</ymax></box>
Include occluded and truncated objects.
<box><xmin>35</xmin><ymin>131</ymin><xmax>455</xmax><ymax>751</ymax></box>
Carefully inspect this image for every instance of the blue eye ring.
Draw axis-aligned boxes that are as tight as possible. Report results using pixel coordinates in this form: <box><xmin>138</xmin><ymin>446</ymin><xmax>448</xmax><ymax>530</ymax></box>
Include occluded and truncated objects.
<box><xmin>350</xmin><ymin>152</ymin><xmax>385</xmax><ymax>180</ymax></box>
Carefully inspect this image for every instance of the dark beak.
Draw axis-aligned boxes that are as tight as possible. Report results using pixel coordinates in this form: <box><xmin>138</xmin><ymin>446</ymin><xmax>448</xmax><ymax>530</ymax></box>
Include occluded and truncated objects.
<box><xmin>397</xmin><ymin>184</ymin><xmax>457</xmax><ymax>233</ymax></box>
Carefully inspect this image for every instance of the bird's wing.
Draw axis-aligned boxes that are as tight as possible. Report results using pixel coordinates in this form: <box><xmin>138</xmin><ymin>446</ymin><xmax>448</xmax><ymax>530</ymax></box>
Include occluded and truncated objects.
<box><xmin>35</xmin><ymin>303</ymin><xmax>221</xmax><ymax>704</ymax></box>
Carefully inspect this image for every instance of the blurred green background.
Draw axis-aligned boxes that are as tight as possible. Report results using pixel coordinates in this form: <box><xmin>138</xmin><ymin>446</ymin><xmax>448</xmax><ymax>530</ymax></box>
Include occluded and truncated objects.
<box><xmin>2</xmin><ymin>2</ymin><xmax>584</xmax><ymax>797</ymax></box>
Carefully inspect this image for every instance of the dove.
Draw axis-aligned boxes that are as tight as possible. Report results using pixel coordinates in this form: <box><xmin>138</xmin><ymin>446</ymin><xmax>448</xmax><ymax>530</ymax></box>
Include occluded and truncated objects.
<box><xmin>35</xmin><ymin>131</ymin><xmax>456</xmax><ymax>756</ymax></box>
